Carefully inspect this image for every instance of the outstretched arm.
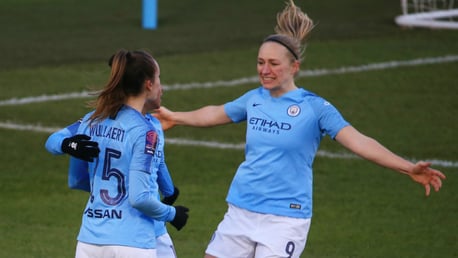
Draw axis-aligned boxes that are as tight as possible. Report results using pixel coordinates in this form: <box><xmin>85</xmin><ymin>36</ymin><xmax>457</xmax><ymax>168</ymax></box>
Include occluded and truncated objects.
<box><xmin>152</xmin><ymin>105</ymin><xmax>232</xmax><ymax>130</ymax></box>
<box><xmin>335</xmin><ymin>126</ymin><xmax>446</xmax><ymax>196</ymax></box>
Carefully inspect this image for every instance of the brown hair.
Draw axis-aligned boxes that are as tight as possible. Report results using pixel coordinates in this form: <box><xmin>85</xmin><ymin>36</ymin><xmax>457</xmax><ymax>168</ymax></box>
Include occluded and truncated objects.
<box><xmin>88</xmin><ymin>49</ymin><xmax>157</xmax><ymax>124</ymax></box>
<box><xmin>263</xmin><ymin>0</ymin><xmax>314</xmax><ymax>62</ymax></box>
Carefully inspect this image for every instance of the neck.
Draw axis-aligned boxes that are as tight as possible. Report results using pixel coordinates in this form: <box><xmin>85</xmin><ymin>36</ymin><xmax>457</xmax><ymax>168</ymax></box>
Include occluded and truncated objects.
<box><xmin>125</xmin><ymin>97</ymin><xmax>146</xmax><ymax>114</ymax></box>
<box><xmin>270</xmin><ymin>82</ymin><xmax>297</xmax><ymax>97</ymax></box>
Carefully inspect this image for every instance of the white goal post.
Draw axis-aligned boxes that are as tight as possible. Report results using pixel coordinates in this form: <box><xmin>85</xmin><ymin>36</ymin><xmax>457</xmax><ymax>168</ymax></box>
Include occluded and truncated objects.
<box><xmin>395</xmin><ymin>0</ymin><xmax>458</xmax><ymax>29</ymax></box>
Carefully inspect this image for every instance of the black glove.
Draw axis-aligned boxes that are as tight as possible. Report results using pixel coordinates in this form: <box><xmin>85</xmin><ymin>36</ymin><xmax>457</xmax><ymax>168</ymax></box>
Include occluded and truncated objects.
<box><xmin>170</xmin><ymin>206</ymin><xmax>189</xmax><ymax>231</ymax></box>
<box><xmin>61</xmin><ymin>134</ymin><xmax>100</xmax><ymax>162</ymax></box>
<box><xmin>162</xmin><ymin>187</ymin><xmax>180</xmax><ymax>205</ymax></box>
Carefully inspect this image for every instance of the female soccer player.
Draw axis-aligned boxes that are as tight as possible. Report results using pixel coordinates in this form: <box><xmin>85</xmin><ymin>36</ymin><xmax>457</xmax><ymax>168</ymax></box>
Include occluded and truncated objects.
<box><xmin>153</xmin><ymin>1</ymin><xmax>446</xmax><ymax>257</ymax></box>
<box><xmin>45</xmin><ymin>51</ymin><xmax>181</xmax><ymax>257</ymax></box>
<box><xmin>48</xmin><ymin>49</ymin><xmax>189</xmax><ymax>258</ymax></box>
<box><xmin>45</xmin><ymin>118</ymin><xmax>180</xmax><ymax>258</ymax></box>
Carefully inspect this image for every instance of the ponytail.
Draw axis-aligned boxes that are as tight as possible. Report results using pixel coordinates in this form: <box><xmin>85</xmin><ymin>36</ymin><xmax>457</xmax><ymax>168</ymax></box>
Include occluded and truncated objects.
<box><xmin>88</xmin><ymin>49</ymin><xmax>156</xmax><ymax>124</ymax></box>
<box><xmin>264</xmin><ymin>0</ymin><xmax>314</xmax><ymax>61</ymax></box>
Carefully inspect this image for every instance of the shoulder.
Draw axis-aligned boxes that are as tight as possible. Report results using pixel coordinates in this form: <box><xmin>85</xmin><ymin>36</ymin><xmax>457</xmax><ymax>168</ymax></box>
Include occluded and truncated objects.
<box><xmin>297</xmin><ymin>88</ymin><xmax>331</xmax><ymax>106</ymax></box>
<box><xmin>242</xmin><ymin>86</ymin><xmax>265</xmax><ymax>98</ymax></box>
<box><xmin>112</xmin><ymin>107</ymin><xmax>155</xmax><ymax>137</ymax></box>
<box><xmin>80</xmin><ymin>110</ymin><xmax>95</xmax><ymax>123</ymax></box>
<box><xmin>231</xmin><ymin>86</ymin><xmax>266</xmax><ymax>103</ymax></box>
<box><xmin>294</xmin><ymin>88</ymin><xmax>343</xmax><ymax>117</ymax></box>
<box><xmin>145</xmin><ymin>113</ymin><xmax>163</xmax><ymax>133</ymax></box>
<box><xmin>145</xmin><ymin>113</ymin><xmax>160</xmax><ymax>126</ymax></box>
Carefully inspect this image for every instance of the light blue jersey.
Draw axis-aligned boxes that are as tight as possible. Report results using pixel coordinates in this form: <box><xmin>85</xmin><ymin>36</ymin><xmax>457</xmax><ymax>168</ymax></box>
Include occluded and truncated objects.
<box><xmin>224</xmin><ymin>87</ymin><xmax>350</xmax><ymax>219</ymax></box>
<box><xmin>74</xmin><ymin>105</ymin><xmax>175</xmax><ymax>249</ymax></box>
<box><xmin>147</xmin><ymin>114</ymin><xmax>175</xmax><ymax>237</ymax></box>
<box><xmin>45</xmin><ymin>114</ymin><xmax>175</xmax><ymax>238</ymax></box>
<box><xmin>45</xmin><ymin>120</ymin><xmax>91</xmax><ymax>191</ymax></box>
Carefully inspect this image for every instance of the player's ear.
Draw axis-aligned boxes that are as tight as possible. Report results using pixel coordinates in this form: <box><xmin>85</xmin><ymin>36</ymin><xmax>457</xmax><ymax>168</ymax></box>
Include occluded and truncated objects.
<box><xmin>144</xmin><ymin>79</ymin><xmax>153</xmax><ymax>91</ymax></box>
<box><xmin>291</xmin><ymin>60</ymin><xmax>300</xmax><ymax>75</ymax></box>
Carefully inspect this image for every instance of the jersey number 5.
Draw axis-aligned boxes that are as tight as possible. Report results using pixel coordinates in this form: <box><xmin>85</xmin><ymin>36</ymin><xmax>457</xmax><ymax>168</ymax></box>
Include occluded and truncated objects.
<box><xmin>100</xmin><ymin>148</ymin><xmax>126</xmax><ymax>205</ymax></box>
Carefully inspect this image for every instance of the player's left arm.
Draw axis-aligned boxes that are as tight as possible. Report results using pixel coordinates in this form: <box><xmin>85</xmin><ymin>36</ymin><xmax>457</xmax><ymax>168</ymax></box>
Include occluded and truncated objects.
<box><xmin>335</xmin><ymin>125</ymin><xmax>446</xmax><ymax>196</ymax></box>
<box><xmin>157</xmin><ymin>157</ymin><xmax>179</xmax><ymax>205</ymax></box>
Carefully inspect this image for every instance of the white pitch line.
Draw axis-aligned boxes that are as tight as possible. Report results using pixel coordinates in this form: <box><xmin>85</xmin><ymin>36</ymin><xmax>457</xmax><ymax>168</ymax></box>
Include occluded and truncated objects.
<box><xmin>0</xmin><ymin>121</ymin><xmax>62</xmax><ymax>133</ymax></box>
<box><xmin>0</xmin><ymin>91</ymin><xmax>94</xmax><ymax>106</ymax></box>
<box><xmin>1</xmin><ymin>56</ymin><xmax>457</xmax><ymax>168</ymax></box>
<box><xmin>1</xmin><ymin>55</ymin><xmax>458</xmax><ymax>106</ymax></box>
<box><xmin>1</xmin><ymin>121</ymin><xmax>457</xmax><ymax>168</ymax></box>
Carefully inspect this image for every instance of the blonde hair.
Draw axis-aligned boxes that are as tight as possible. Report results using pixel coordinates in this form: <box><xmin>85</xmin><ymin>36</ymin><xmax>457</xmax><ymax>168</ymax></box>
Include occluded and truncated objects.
<box><xmin>263</xmin><ymin>0</ymin><xmax>314</xmax><ymax>61</ymax></box>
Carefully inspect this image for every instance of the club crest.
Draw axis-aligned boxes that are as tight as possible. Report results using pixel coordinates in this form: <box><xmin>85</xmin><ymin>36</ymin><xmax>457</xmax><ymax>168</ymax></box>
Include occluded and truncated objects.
<box><xmin>287</xmin><ymin>105</ymin><xmax>301</xmax><ymax>117</ymax></box>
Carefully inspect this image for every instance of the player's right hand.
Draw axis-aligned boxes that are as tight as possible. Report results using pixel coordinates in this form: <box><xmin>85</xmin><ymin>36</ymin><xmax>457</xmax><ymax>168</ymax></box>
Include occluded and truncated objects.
<box><xmin>61</xmin><ymin>134</ymin><xmax>100</xmax><ymax>162</ymax></box>
<box><xmin>151</xmin><ymin>106</ymin><xmax>176</xmax><ymax>131</ymax></box>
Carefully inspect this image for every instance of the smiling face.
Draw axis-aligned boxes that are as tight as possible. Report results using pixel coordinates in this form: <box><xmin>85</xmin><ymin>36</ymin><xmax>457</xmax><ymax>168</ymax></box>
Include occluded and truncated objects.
<box><xmin>257</xmin><ymin>41</ymin><xmax>300</xmax><ymax>97</ymax></box>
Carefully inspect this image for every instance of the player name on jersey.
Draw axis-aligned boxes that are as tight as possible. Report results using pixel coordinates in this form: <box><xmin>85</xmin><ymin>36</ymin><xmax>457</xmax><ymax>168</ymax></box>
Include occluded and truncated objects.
<box><xmin>89</xmin><ymin>125</ymin><xmax>126</xmax><ymax>142</ymax></box>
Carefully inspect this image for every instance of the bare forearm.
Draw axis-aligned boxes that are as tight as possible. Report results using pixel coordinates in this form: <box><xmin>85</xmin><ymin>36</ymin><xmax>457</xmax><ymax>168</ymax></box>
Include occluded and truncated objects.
<box><xmin>336</xmin><ymin>126</ymin><xmax>446</xmax><ymax>196</ymax></box>
<box><xmin>336</xmin><ymin>126</ymin><xmax>414</xmax><ymax>175</ymax></box>
<box><xmin>354</xmin><ymin>136</ymin><xmax>414</xmax><ymax>174</ymax></box>
<box><xmin>174</xmin><ymin>105</ymin><xmax>231</xmax><ymax>127</ymax></box>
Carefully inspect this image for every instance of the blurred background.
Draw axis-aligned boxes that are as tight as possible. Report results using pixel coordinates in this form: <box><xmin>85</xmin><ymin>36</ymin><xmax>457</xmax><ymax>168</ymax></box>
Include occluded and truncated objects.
<box><xmin>0</xmin><ymin>0</ymin><xmax>457</xmax><ymax>257</ymax></box>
